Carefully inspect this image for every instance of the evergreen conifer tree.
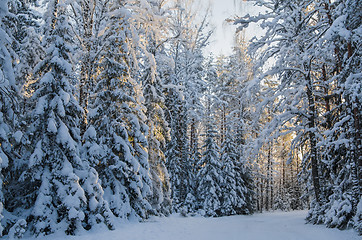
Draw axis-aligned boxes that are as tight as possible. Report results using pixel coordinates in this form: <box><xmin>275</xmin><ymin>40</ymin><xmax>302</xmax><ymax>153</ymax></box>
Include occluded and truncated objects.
<box><xmin>24</xmin><ymin>0</ymin><xmax>87</xmax><ymax>235</ymax></box>
<box><xmin>0</xmin><ymin>0</ymin><xmax>18</xmax><ymax>235</ymax></box>
<box><xmin>220</xmin><ymin>128</ymin><xmax>253</xmax><ymax>215</ymax></box>
<box><xmin>132</xmin><ymin>0</ymin><xmax>172</xmax><ymax>216</ymax></box>
<box><xmin>86</xmin><ymin>0</ymin><xmax>152</xmax><ymax>220</ymax></box>
<box><xmin>165</xmin><ymin>0</ymin><xmax>211</xmax><ymax>213</ymax></box>
<box><xmin>318</xmin><ymin>0</ymin><xmax>361</xmax><ymax>231</ymax></box>
<box><xmin>196</xmin><ymin>95</ymin><xmax>223</xmax><ymax>217</ymax></box>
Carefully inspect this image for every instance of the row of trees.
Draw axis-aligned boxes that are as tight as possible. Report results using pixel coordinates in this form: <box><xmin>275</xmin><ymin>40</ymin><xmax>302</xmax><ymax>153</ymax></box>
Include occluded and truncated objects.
<box><xmin>235</xmin><ymin>0</ymin><xmax>361</xmax><ymax>234</ymax></box>
<box><xmin>212</xmin><ymin>32</ymin><xmax>307</xmax><ymax>214</ymax></box>
<box><xmin>1</xmin><ymin>0</ymin><xmax>360</xmax><ymax>237</ymax></box>
<box><xmin>0</xmin><ymin>0</ymin><xmax>254</xmax><ymax>237</ymax></box>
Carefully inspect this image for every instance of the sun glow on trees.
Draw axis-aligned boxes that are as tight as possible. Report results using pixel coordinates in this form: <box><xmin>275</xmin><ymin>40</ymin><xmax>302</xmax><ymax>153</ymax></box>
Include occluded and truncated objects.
<box><xmin>0</xmin><ymin>0</ymin><xmax>360</xmax><ymax>237</ymax></box>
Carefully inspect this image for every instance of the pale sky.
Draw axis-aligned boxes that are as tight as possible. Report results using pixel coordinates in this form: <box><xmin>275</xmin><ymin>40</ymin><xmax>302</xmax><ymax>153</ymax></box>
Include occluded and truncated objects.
<box><xmin>205</xmin><ymin>0</ymin><xmax>264</xmax><ymax>56</ymax></box>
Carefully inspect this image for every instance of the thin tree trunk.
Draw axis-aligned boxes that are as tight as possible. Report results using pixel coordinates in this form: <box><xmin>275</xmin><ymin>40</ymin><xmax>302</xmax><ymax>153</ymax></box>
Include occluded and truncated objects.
<box><xmin>260</xmin><ymin>178</ymin><xmax>263</xmax><ymax>213</ymax></box>
<box><xmin>322</xmin><ymin>65</ymin><xmax>332</xmax><ymax>129</ymax></box>
<box><xmin>266</xmin><ymin>144</ymin><xmax>272</xmax><ymax>211</ymax></box>
<box><xmin>306</xmin><ymin>74</ymin><xmax>322</xmax><ymax>204</ymax></box>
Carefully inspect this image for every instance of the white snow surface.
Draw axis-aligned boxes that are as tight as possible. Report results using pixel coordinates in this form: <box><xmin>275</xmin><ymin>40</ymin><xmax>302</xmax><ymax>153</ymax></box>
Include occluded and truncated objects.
<box><xmin>20</xmin><ymin>210</ymin><xmax>359</xmax><ymax>240</ymax></box>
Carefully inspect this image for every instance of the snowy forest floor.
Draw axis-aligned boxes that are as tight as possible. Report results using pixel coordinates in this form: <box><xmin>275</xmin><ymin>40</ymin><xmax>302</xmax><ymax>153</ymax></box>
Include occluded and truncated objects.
<box><xmin>20</xmin><ymin>210</ymin><xmax>359</xmax><ymax>240</ymax></box>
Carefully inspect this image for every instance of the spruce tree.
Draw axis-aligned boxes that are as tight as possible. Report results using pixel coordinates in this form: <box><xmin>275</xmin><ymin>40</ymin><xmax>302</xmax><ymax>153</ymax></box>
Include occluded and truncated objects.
<box><xmin>132</xmin><ymin>0</ymin><xmax>172</xmax><ymax>216</ymax></box>
<box><xmin>220</xmin><ymin>128</ymin><xmax>253</xmax><ymax>216</ymax></box>
<box><xmin>0</xmin><ymin>0</ymin><xmax>17</xmax><ymax>235</ymax></box>
<box><xmin>24</xmin><ymin>0</ymin><xmax>87</xmax><ymax>235</ymax></box>
<box><xmin>196</xmin><ymin>95</ymin><xmax>223</xmax><ymax>217</ymax></box>
<box><xmin>86</xmin><ymin>0</ymin><xmax>152</xmax><ymax>220</ymax></box>
<box><xmin>319</xmin><ymin>0</ymin><xmax>362</xmax><ymax>231</ymax></box>
<box><xmin>196</xmin><ymin>123</ymin><xmax>223</xmax><ymax>217</ymax></box>
<box><xmin>165</xmin><ymin>94</ymin><xmax>189</xmax><ymax>212</ymax></box>
<box><xmin>165</xmin><ymin>0</ymin><xmax>212</xmax><ymax>213</ymax></box>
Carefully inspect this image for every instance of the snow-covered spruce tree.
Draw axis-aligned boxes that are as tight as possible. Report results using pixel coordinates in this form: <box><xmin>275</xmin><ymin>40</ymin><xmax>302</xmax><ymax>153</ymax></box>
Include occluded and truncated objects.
<box><xmin>167</xmin><ymin>100</ymin><xmax>193</xmax><ymax>214</ymax></box>
<box><xmin>196</xmin><ymin>93</ymin><xmax>223</xmax><ymax>217</ymax></box>
<box><xmin>196</xmin><ymin>120</ymin><xmax>223</xmax><ymax>217</ymax></box>
<box><xmin>163</xmin><ymin>78</ymin><xmax>194</xmax><ymax>214</ymax></box>
<box><xmin>165</xmin><ymin>92</ymin><xmax>190</xmax><ymax>212</ymax></box>
<box><xmin>317</xmin><ymin>0</ymin><xmax>362</xmax><ymax>231</ymax></box>
<box><xmin>23</xmin><ymin>0</ymin><xmax>88</xmax><ymax>235</ymax></box>
<box><xmin>174</xmin><ymin>11</ymin><xmax>210</xmax><ymax>201</ymax></box>
<box><xmin>222</xmin><ymin>98</ymin><xmax>254</xmax><ymax>215</ymax></box>
<box><xmin>232</xmin><ymin>116</ymin><xmax>255</xmax><ymax>215</ymax></box>
<box><xmin>153</xmin><ymin>49</ymin><xmax>175</xmax><ymax>215</ymax></box>
<box><xmin>161</xmin><ymin>39</ymin><xmax>188</xmax><ymax>212</ymax></box>
<box><xmin>65</xmin><ymin>1</ymin><xmax>117</xmax><ymax>229</ymax></box>
<box><xmin>212</xmin><ymin>33</ymin><xmax>254</xmax><ymax>215</ymax></box>
<box><xmin>0</xmin><ymin>0</ymin><xmax>18</xmax><ymax>236</ymax></box>
<box><xmin>163</xmin><ymin>79</ymin><xmax>189</xmax><ymax>213</ymax></box>
<box><xmin>4</xmin><ymin>31</ymin><xmax>44</xmax><ymax>233</ymax></box>
<box><xmin>220</xmin><ymin>128</ymin><xmax>249</xmax><ymax>216</ymax></box>
<box><xmin>130</xmin><ymin>0</ymin><xmax>172</xmax><ymax>216</ymax></box>
<box><xmin>1</xmin><ymin>2</ymin><xmax>41</xmax><ymax>235</ymax></box>
<box><xmin>165</xmin><ymin>2</ymin><xmax>193</xmax><ymax>212</ymax></box>
<box><xmin>86</xmin><ymin>0</ymin><xmax>152</xmax><ymax>220</ymax></box>
<box><xmin>165</xmin><ymin>0</ymin><xmax>212</xmax><ymax>213</ymax></box>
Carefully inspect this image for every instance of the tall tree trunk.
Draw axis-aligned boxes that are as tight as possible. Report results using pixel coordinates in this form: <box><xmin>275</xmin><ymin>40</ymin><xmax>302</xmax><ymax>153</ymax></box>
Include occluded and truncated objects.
<box><xmin>322</xmin><ymin>65</ymin><xmax>332</xmax><ymax>129</ymax></box>
<box><xmin>259</xmin><ymin>178</ymin><xmax>263</xmax><ymax>213</ymax></box>
<box><xmin>266</xmin><ymin>144</ymin><xmax>272</xmax><ymax>211</ymax></box>
<box><xmin>306</xmin><ymin>73</ymin><xmax>322</xmax><ymax>204</ymax></box>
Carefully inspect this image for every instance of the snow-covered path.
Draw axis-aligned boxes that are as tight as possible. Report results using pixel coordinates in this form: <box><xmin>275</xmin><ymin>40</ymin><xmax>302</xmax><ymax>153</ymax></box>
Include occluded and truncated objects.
<box><xmin>25</xmin><ymin>211</ymin><xmax>359</xmax><ymax>240</ymax></box>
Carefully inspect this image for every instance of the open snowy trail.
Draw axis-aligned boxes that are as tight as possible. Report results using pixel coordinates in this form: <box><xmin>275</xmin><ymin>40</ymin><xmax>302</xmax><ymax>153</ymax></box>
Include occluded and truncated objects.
<box><xmin>25</xmin><ymin>210</ymin><xmax>359</xmax><ymax>240</ymax></box>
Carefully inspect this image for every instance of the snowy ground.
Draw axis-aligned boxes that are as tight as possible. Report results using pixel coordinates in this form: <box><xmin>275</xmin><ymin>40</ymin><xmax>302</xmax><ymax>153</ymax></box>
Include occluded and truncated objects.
<box><xmin>23</xmin><ymin>210</ymin><xmax>359</xmax><ymax>240</ymax></box>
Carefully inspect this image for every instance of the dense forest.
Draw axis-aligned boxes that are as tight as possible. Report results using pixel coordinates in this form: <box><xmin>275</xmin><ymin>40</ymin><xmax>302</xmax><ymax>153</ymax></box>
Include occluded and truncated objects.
<box><xmin>0</xmin><ymin>0</ymin><xmax>360</xmax><ymax>238</ymax></box>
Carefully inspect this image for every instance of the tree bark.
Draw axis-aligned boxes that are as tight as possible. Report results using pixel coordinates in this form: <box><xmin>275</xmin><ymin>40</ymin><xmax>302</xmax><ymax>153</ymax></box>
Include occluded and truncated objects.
<box><xmin>306</xmin><ymin>74</ymin><xmax>322</xmax><ymax>204</ymax></box>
